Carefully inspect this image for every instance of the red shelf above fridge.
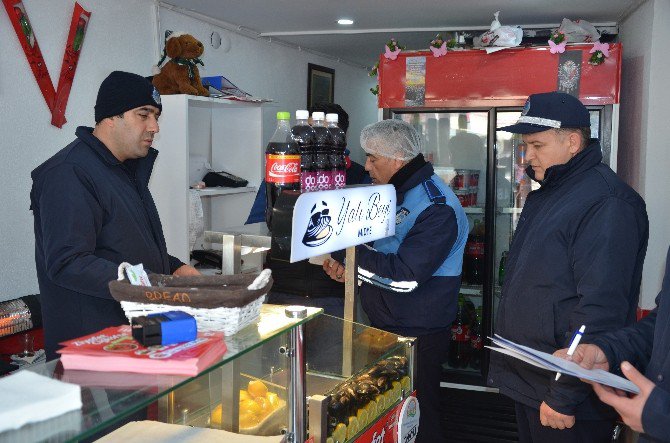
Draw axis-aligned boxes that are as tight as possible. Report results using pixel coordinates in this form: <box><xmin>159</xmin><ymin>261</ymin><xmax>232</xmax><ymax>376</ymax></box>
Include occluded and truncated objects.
<box><xmin>377</xmin><ymin>43</ymin><xmax>622</xmax><ymax>108</ymax></box>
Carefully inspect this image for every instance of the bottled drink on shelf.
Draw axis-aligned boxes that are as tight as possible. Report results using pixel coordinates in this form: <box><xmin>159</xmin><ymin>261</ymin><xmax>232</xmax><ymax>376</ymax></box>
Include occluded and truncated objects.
<box><xmin>469</xmin><ymin>306</ymin><xmax>483</xmax><ymax>370</ymax></box>
<box><xmin>311</xmin><ymin>112</ymin><xmax>334</xmax><ymax>191</ymax></box>
<box><xmin>498</xmin><ymin>251</ymin><xmax>508</xmax><ymax>286</ymax></box>
<box><xmin>326</xmin><ymin>113</ymin><xmax>346</xmax><ymax>189</ymax></box>
<box><xmin>448</xmin><ymin>294</ymin><xmax>471</xmax><ymax>369</ymax></box>
<box><xmin>265</xmin><ymin>112</ymin><xmax>300</xmax><ymax>229</ymax></box>
<box><xmin>515</xmin><ymin>176</ymin><xmax>531</xmax><ymax>208</ymax></box>
<box><xmin>291</xmin><ymin>110</ymin><xmax>317</xmax><ymax>193</ymax></box>
<box><xmin>464</xmin><ymin>220</ymin><xmax>485</xmax><ymax>285</ymax></box>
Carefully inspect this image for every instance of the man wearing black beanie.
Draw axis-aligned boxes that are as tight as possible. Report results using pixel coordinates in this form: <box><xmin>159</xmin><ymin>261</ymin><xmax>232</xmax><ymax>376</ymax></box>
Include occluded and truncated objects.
<box><xmin>30</xmin><ymin>71</ymin><xmax>199</xmax><ymax>360</ymax></box>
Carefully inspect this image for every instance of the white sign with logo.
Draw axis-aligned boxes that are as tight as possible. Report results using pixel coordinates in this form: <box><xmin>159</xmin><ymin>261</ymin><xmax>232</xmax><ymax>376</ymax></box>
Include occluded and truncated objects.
<box><xmin>290</xmin><ymin>185</ymin><xmax>396</xmax><ymax>262</ymax></box>
<box><xmin>397</xmin><ymin>396</ymin><xmax>420</xmax><ymax>443</ymax></box>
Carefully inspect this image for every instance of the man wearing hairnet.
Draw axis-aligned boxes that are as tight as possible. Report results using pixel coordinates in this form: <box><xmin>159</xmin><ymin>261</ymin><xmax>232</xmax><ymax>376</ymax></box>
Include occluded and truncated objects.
<box><xmin>324</xmin><ymin>119</ymin><xmax>468</xmax><ymax>442</ymax></box>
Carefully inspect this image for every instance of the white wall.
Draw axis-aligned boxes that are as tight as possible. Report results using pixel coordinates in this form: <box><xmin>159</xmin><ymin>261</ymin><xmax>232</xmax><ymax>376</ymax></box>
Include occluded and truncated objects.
<box><xmin>0</xmin><ymin>0</ymin><xmax>377</xmax><ymax>302</ymax></box>
<box><xmin>618</xmin><ymin>0</ymin><xmax>670</xmax><ymax>308</ymax></box>
<box><xmin>157</xmin><ymin>8</ymin><xmax>377</xmax><ymax>165</ymax></box>
<box><xmin>0</xmin><ymin>0</ymin><xmax>156</xmax><ymax>301</ymax></box>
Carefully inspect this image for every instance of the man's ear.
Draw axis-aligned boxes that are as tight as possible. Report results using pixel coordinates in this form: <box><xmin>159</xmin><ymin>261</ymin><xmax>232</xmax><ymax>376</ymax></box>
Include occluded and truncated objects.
<box><xmin>568</xmin><ymin>131</ymin><xmax>582</xmax><ymax>155</ymax></box>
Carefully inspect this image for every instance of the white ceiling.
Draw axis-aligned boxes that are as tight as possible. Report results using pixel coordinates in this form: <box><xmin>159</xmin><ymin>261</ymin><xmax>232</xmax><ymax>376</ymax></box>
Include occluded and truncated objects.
<box><xmin>160</xmin><ymin>0</ymin><xmax>646</xmax><ymax>68</ymax></box>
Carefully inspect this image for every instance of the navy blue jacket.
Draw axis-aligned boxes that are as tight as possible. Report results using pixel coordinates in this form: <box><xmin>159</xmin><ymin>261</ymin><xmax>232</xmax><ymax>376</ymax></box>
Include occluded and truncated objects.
<box><xmin>592</xmin><ymin>246</ymin><xmax>670</xmax><ymax>442</ymax></box>
<box><xmin>30</xmin><ymin>127</ymin><xmax>183</xmax><ymax>359</ymax></box>
<box><xmin>489</xmin><ymin>140</ymin><xmax>648</xmax><ymax>419</ymax></box>
<box><xmin>351</xmin><ymin>156</ymin><xmax>465</xmax><ymax>337</ymax></box>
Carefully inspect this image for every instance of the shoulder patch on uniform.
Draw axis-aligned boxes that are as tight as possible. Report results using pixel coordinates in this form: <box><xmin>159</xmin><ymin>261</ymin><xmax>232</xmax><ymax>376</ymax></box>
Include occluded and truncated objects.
<box><xmin>396</xmin><ymin>207</ymin><xmax>410</xmax><ymax>225</ymax></box>
<box><xmin>422</xmin><ymin>179</ymin><xmax>446</xmax><ymax>205</ymax></box>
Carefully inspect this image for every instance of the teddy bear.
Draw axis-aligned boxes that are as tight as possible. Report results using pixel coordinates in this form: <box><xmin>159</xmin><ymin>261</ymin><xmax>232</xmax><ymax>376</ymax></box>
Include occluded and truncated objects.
<box><xmin>152</xmin><ymin>31</ymin><xmax>209</xmax><ymax>97</ymax></box>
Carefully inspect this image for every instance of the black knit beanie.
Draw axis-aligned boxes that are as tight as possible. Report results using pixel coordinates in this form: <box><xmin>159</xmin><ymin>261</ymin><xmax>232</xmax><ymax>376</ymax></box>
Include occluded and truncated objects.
<box><xmin>94</xmin><ymin>71</ymin><xmax>162</xmax><ymax>123</ymax></box>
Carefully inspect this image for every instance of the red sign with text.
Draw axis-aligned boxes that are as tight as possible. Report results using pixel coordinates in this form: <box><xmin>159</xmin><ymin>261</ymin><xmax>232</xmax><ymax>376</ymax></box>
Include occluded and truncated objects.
<box><xmin>354</xmin><ymin>391</ymin><xmax>417</xmax><ymax>443</ymax></box>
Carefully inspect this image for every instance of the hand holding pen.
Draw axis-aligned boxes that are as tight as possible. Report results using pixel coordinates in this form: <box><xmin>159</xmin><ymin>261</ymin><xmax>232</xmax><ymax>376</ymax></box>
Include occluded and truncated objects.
<box><xmin>555</xmin><ymin>325</ymin><xmax>586</xmax><ymax>381</ymax></box>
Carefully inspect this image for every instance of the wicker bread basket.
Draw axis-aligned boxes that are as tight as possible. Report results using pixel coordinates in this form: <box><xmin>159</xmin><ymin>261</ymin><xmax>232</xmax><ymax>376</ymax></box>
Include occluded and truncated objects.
<box><xmin>109</xmin><ymin>267</ymin><xmax>273</xmax><ymax>335</ymax></box>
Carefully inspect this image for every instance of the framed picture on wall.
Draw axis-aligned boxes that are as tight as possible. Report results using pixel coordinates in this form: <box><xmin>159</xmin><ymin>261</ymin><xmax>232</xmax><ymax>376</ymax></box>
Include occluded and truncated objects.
<box><xmin>307</xmin><ymin>63</ymin><xmax>335</xmax><ymax>109</ymax></box>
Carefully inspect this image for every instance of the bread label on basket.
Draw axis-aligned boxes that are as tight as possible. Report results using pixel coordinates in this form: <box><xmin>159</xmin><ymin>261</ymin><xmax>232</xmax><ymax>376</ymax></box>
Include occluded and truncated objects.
<box><xmin>145</xmin><ymin>291</ymin><xmax>193</xmax><ymax>304</ymax></box>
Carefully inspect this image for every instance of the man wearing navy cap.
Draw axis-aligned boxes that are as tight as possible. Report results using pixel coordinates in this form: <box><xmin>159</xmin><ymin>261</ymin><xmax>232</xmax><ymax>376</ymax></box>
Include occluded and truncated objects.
<box><xmin>488</xmin><ymin>91</ymin><xmax>648</xmax><ymax>442</ymax></box>
<box><xmin>31</xmin><ymin>71</ymin><xmax>199</xmax><ymax>359</ymax></box>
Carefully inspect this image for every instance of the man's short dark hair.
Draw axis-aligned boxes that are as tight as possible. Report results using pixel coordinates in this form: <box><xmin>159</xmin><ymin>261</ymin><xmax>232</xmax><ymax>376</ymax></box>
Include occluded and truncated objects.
<box><xmin>310</xmin><ymin>102</ymin><xmax>349</xmax><ymax>133</ymax></box>
<box><xmin>555</xmin><ymin>127</ymin><xmax>591</xmax><ymax>149</ymax></box>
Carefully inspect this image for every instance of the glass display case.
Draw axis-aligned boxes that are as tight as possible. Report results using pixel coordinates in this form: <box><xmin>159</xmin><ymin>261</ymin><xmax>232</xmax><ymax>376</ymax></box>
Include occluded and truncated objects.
<box><xmin>3</xmin><ymin>305</ymin><xmax>415</xmax><ymax>443</ymax></box>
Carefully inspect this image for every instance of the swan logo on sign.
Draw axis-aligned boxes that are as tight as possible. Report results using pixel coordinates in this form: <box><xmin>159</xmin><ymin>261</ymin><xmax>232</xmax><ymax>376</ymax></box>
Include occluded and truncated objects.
<box><xmin>302</xmin><ymin>201</ymin><xmax>333</xmax><ymax>247</ymax></box>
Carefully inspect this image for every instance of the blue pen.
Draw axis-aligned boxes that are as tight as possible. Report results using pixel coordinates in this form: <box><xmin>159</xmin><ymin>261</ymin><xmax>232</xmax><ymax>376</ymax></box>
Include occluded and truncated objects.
<box><xmin>555</xmin><ymin>325</ymin><xmax>586</xmax><ymax>381</ymax></box>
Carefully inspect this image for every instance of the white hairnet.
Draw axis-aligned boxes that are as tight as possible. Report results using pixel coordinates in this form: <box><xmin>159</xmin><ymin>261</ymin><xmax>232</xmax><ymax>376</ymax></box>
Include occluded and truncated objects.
<box><xmin>360</xmin><ymin>119</ymin><xmax>423</xmax><ymax>161</ymax></box>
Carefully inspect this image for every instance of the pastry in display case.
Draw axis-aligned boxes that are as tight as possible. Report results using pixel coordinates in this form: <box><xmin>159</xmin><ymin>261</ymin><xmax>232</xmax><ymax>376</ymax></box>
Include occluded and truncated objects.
<box><xmin>158</xmin><ymin>311</ymin><xmax>415</xmax><ymax>443</ymax></box>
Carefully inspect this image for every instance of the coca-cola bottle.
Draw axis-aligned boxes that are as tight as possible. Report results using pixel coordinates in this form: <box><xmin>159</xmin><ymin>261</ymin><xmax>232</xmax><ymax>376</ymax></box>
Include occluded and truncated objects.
<box><xmin>311</xmin><ymin>112</ymin><xmax>334</xmax><ymax>191</ymax></box>
<box><xmin>292</xmin><ymin>110</ymin><xmax>317</xmax><ymax>193</ymax></box>
<box><xmin>448</xmin><ymin>294</ymin><xmax>471</xmax><ymax>368</ymax></box>
<box><xmin>464</xmin><ymin>220</ymin><xmax>485</xmax><ymax>285</ymax></box>
<box><xmin>326</xmin><ymin>113</ymin><xmax>346</xmax><ymax>189</ymax></box>
<box><xmin>469</xmin><ymin>306</ymin><xmax>483</xmax><ymax>370</ymax></box>
<box><xmin>265</xmin><ymin>111</ymin><xmax>300</xmax><ymax>229</ymax></box>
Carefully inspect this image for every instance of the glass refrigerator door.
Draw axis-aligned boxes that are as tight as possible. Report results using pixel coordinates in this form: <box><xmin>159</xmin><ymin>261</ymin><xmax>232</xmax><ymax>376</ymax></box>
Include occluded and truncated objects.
<box><xmin>492</xmin><ymin>108</ymin><xmax>605</xmax><ymax>334</ymax></box>
<box><xmin>393</xmin><ymin>111</ymin><xmax>489</xmax><ymax>377</ymax></box>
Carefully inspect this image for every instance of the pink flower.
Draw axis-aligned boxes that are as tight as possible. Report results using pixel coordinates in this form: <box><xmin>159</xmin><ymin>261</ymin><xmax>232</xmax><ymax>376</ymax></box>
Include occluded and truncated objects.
<box><xmin>430</xmin><ymin>41</ymin><xmax>447</xmax><ymax>57</ymax></box>
<box><xmin>590</xmin><ymin>41</ymin><xmax>610</xmax><ymax>58</ymax></box>
<box><xmin>384</xmin><ymin>45</ymin><xmax>401</xmax><ymax>60</ymax></box>
<box><xmin>548</xmin><ymin>39</ymin><xmax>566</xmax><ymax>54</ymax></box>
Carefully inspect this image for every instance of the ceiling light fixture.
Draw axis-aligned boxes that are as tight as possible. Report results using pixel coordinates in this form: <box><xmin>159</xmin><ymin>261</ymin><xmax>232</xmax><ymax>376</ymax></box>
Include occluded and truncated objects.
<box><xmin>337</xmin><ymin>19</ymin><xmax>354</xmax><ymax>25</ymax></box>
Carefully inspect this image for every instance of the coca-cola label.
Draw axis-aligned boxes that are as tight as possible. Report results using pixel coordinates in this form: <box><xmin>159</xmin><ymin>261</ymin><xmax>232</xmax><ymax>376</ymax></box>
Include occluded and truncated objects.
<box><xmin>265</xmin><ymin>154</ymin><xmax>300</xmax><ymax>183</ymax></box>
<box><xmin>465</xmin><ymin>241</ymin><xmax>485</xmax><ymax>258</ymax></box>
<box><xmin>451</xmin><ymin>324</ymin><xmax>470</xmax><ymax>342</ymax></box>
<box><xmin>300</xmin><ymin>171</ymin><xmax>318</xmax><ymax>193</ymax></box>
<box><xmin>316</xmin><ymin>170</ymin><xmax>333</xmax><ymax>191</ymax></box>
<box><xmin>333</xmin><ymin>170</ymin><xmax>346</xmax><ymax>189</ymax></box>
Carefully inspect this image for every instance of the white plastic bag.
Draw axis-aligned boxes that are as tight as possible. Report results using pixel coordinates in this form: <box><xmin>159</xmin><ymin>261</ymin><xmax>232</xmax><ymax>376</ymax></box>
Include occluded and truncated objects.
<box><xmin>474</xmin><ymin>11</ymin><xmax>523</xmax><ymax>48</ymax></box>
<box><xmin>557</xmin><ymin>18</ymin><xmax>600</xmax><ymax>43</ymax></box>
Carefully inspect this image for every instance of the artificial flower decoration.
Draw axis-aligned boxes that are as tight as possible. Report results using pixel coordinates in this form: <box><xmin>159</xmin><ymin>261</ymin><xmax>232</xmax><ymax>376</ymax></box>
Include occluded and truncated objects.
<box><xmin>383</xmin><ymin>38</ymin><xmax>404</xmax><ymax>61</ymax></box>
<box><xmin>548</xmin><ymin>31</ymin><xmax>567</xmax><ymax>54</ymax></box>
<box><xmin>369</xmin><ymin>61</ymin><xmax>379</xmax><ymax>77</ymax></box>
<box><xmin>588</xmin><ymin>41</ymin><xmax>610</xmax><ymax>65</ymax></box>
<box><xmin>429</xmin><ymin>34</ymin><xmax>448</xmax><ymax>57</ymax></box>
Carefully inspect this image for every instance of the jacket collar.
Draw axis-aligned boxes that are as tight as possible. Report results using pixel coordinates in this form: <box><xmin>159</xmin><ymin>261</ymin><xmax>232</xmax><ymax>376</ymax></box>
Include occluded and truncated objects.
<box><xmin>389</xmin><ymin>154</ymin><xmax>434</xmax><ymax>204</ymax></box>
<box><xmin>76</xmin><ymin>126</ymin><xmax>158</xmax><ymax>186</ymax></box>
<box><xmin>526</xmin><ymin>139</ymin><xmax>603</xmax><ymax>188</ymax></box>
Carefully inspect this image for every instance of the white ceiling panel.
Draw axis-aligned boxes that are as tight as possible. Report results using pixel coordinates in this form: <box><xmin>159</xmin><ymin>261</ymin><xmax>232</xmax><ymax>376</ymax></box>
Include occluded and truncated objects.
<box><xmin>161</xmin><ymin>0</ymin><xmax>645</xmax><ymax>67</ymax></box>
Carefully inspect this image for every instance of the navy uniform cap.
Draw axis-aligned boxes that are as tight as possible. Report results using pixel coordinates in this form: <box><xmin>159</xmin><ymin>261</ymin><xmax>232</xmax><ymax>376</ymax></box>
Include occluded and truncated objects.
<box><xmin>499</xmin><ymin>91</ymin><xmax>590</xmax><ymax>134</ymax></box>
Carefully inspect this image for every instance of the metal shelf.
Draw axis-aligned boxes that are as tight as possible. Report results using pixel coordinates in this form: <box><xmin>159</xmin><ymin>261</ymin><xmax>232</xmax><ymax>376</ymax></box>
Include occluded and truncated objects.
<box><xmin>497</xmin><ymin>207</ymin><xmax>523</xmax><ymax>214</ymax></box>
<box><xmin>463</xmin><ymin>207</ymin><xmax>523</xmax><ymax>215</ymax></box>
<box><xmin>193</xmin><ymin>186</ymin><xmax>257</xmax><ymax>197</ymax></box>
<box><xmin>460</xmin><ymin>285</ymin><xmax>483</xmax><ymax>296</ymax></box>
<box><xmin>463</xmin><ymin>207</ymin><xmax>484</xmax><ymax>214</ymax></box>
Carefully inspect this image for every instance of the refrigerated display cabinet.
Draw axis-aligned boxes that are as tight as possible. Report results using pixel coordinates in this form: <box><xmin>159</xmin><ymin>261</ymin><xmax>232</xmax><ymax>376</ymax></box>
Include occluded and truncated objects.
<box><xmin>377</xmin><ymin>43</ymin><xmax>621</xmax><ymax>387</ymax></box>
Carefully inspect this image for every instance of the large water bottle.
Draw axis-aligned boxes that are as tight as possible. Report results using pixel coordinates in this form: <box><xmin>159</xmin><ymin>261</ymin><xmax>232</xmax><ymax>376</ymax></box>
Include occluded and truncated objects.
<box><xmin>326</xmin><ymin>113</ymin><xmax>346</xmax><ymax>189</ymax></box>
<box><xmin>311</xmin><ymin>112</ymin><xmax>334</xmax><ymax>191</ymax></box>
<box><xmin>292</xmin><ymin>110</ymin><xmax>317</xmax><ymax>193</ymax></box>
